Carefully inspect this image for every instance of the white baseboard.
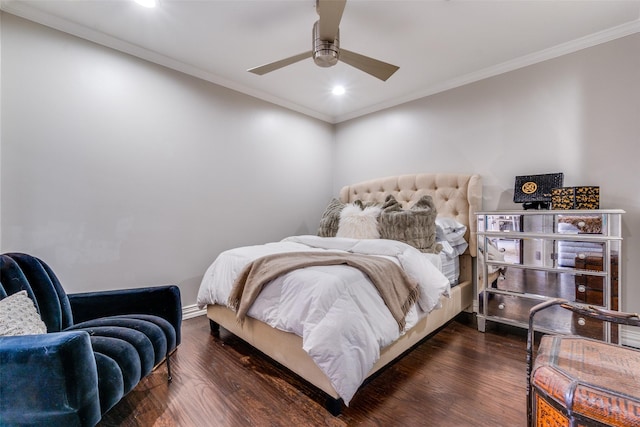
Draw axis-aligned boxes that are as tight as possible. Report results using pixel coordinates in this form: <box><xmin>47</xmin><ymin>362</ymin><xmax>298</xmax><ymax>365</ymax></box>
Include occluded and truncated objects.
<box><xmin>182</xmin><ymin>304</ymin><xmax>206</xmax><ymax>320</ymax></box>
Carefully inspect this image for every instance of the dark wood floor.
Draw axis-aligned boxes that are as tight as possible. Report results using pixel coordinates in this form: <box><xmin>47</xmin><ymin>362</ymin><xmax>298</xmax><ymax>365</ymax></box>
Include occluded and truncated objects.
<box><xmin>99</xmin><ymin>314</ymin><xmax>529</xmax><ymax>426</ymax></box>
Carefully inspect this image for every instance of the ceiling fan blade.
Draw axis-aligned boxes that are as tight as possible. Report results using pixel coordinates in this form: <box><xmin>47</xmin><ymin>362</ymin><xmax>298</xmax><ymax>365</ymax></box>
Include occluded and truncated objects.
<box><xmin>340</xmin><ymin>49</ymin><xmax>399</xmax><ymax>81</ymax></box>
<box><xmin>247</xmin><ymin>51</ymin><xmax>312</xmax><ymax>75</ymax></box>
<box><xmin>316</xmin><ymin>0</ymin><xmax>346</xmax><ymax>40</ymax></box>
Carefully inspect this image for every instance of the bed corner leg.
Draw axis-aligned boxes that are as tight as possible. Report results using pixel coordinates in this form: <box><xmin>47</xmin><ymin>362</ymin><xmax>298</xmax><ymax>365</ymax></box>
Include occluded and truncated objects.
<box><xmin>325</xmin><ymin>397</ymin><xmax>344</xmax><ymax>416</ymax></box>
<box><xmin>209</xmin><ymin>319</ymin><xmax>220</xmax><ymax>337</ymax></box>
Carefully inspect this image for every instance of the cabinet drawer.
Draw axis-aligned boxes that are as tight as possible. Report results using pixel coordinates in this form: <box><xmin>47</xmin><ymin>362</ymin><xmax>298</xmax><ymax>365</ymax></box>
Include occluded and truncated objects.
<box><xmin>487</xmin><ymin>237</ymin><xmax>606</xmax><ymax>270</ymax></box>
<box><xmin>481</xmin><ymin>293</ymin><xmax>609</xmax><ymax>341</ymax></box>
<box><xmin>574</xmin><ymin>275</ymin><xmax>619</xmax><ymax>309</ymax></box>
<box><xmin>556</xmin><ymin>214</ymin><xmax>603</xmax><ymax>234</ymax></box>
<box><xmin>556</xmin><ymin>241</ymin><xmax>606</xmax><ymax>269</ymax></box>
<box><xmin>491</xmin><ymin>268</ymin><xmax>573</xmax><ymax>298</ymax></box>
<box><xmin>570</xmin><ymin>312</ymin><xmax>619</xmax><ymax>343</ymax></box>
<box><xmin>483</xmin><ymin>293</ymin><xmax>540</xmax><ymax>325</ymax></box>
<box><xmin>478</xmin><ymin>213</ymin><xmax>610</xmax><ymax>235</ymax></box>
<box><xmin>574</xmin><ymin>280</ymin><xmax>604</xmax><ymax>305</ymax></box>
<box><xmin>574</xmin><ymin>252</ymin><xmax>618</xmax><ymax>272</ymax></box>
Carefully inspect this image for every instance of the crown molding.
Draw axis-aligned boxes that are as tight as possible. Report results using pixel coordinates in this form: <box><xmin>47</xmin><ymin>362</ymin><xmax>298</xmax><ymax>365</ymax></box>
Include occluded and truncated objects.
<box><xmin>2</xmin><ymin>1</ymin><xmax>638</xmax><ymax>125</ymax></box>
<box><xmin>0</xmin><ymin>1</ymin><xmax>334</xmax><ymax>123</ymax></box>
<box><xmin>336</xmin><ymin>19</ymin><xmax>640</xmax><ymax>124</ymax></box>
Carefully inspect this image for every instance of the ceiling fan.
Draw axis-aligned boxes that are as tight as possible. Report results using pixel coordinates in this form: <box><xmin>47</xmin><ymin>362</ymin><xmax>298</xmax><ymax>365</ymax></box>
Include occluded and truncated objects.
<box><xmin>247</xmin><ymin>0</ymin><xmax>399</xmax><ymax>81</ymax></box>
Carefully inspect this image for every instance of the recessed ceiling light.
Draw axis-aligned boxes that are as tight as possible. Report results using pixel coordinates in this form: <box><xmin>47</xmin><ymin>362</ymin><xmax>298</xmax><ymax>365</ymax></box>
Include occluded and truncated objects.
<box><xmin>134</xmin><ymin>0</ymin><xmax>157</xmax><ymax>8</ymax></box>
<box><xmin>332</xmin><ymin>85</ymin><xmax>346</xmax><ymax>96</ymax></box>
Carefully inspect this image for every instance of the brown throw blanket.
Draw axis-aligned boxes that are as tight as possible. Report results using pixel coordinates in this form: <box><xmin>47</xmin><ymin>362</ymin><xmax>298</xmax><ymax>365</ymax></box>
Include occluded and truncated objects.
<box><xmin>228</xmin><ymin>251</ymin><xmax>420</xmax><ymax>331</ymax></box>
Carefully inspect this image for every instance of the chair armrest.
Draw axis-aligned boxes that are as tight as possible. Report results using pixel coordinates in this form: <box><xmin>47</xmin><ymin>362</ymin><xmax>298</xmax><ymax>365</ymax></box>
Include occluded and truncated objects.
<box><xmin>0</xmin><ymin>331</ymin><xmax>101</xmax><ymax>426</ymax></box>
<box><xmin>68</xmin><ymin>285</ymin><xmax>182</xmax><ymax>344</ymax></box>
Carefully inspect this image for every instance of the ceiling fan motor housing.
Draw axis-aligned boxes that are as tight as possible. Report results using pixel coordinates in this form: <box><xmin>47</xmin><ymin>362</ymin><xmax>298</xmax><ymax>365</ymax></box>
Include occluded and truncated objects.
<box><xmin>312</xmin><ymin>20</ymin><xmax>339</xmax><ymax>67</ymax></box>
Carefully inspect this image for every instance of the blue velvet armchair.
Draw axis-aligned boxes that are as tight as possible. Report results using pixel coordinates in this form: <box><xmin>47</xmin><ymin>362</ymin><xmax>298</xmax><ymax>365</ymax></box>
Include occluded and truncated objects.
<box><xmin>0</xmin><ymin>253</ymin><xmax>182</xmax><ymax>427</ymax></box>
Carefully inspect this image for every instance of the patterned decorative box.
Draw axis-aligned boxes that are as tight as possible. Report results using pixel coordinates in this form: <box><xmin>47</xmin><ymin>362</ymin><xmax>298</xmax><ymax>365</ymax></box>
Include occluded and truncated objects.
<box><xmin>531</xmin><ymin>335</ymin><xmax>640</xmax><ymax>426</ymax></box>
<box><xmin>551</xmin><ymin>187</ymin><xmax>575</xmax><ymax>210</ymax></box>
<box><xmin>575</xmin><ymin>186</ymin><xmax>600</xmax><ymax>209</ymax></box>
<box><xmin>551</xmin><ymin>186</ymin><xmax>599</xmax><ymax>210</ymax></box>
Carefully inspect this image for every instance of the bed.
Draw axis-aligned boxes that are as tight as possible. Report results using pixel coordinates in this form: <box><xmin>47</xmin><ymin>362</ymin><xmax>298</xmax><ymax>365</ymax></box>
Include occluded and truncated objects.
<box><xmin>197</xmin><ymin>172</ymin><xmax>482</xmax><ymax>414</ymax></box>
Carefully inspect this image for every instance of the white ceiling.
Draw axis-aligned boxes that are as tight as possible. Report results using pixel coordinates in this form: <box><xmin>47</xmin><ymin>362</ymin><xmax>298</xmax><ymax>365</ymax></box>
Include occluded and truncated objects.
<box><xmin>2</xmin><ymin>0</ymin><xmax>639</xmax><ymax>123</ymax></box>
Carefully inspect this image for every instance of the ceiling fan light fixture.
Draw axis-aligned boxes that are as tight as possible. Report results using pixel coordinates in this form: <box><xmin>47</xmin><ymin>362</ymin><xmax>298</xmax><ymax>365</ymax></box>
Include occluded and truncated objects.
<box><xmin>332</xmin><ymin>85</ymin><xmax>346</xmax><ymax>96</ymax></box>
<box><xmin>312</xmin><ymin>21</ymin><xmax>339</xmax><ymax>68</ymax></box>
<box><xmin>247</xmin><ymin>0</ymin><xmax>398</xmax><ymax>81</ymax></box>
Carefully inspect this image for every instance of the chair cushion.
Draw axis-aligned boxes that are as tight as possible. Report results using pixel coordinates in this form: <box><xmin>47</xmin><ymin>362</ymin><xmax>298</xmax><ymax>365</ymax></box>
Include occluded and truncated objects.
<box><xmin>67</xmin><ymin>320</ymin><xmax>159</xmax><ymax>372</ymax></box>
<box><xmin>89</xmin><ymin>335</ymin><xmax>142</xmax><ymax>395</ymax></box>
<box><xmin>111</xmin><ymin>314</ymin><xmax>176</xmax><ymax>358</ymax></box>
<box><xmin>66</xmin><ymin>315</ymin><xmax>172</xmax><ymax>414</ymax></box>
<box><xmin>93</xmin><ymin>351</ymin><xmax>125</xmax><ymax>414</ymax></box>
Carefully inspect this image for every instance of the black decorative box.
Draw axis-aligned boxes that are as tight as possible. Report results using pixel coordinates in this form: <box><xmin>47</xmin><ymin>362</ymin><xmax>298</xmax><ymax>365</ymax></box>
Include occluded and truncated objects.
<box><xmin>514</xmin><ymin>173</ymin><xmax>564</xmax><ymax>209</ymax></box>
<box><xmin>551</xmin><ymin>186</ymin><xmax>599</xmax><ymax>210</ymax></box>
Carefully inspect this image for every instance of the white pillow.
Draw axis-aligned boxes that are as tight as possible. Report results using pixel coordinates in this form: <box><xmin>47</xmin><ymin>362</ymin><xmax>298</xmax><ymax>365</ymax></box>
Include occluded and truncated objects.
<box><xmin>336</xmin><ymin>204</ymin><xmax>382</xmax><ymax>239</ymax></box>
<box><xmin>436</xmin><ymin>217</ymin><xmax>468</xmax><ymax>254</ymax></box>
<box><xmin>0</xmin><ymin>290</ymin><xmax>47</xmax><ymax>336</ymax></box>
<box><xmin>436</xmin><ymin>217</ymin><xmax>467</xmax><ymax>243</ymax></box>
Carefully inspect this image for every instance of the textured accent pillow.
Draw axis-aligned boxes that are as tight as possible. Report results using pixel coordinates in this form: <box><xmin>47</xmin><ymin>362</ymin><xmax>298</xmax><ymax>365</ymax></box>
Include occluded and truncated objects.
<box><xmin>0</xmin><ymin>290</ymin><xmax>47</xmax><ymax>336</ymax></box>
<box><xmin>378</xmin><ymin>195</ymin><xmax>441</xmax><ymax>253</ymax></box>
<box><xmin>317</xmin><ymin>198</ymin><xmax>364</xmax><ymax>237</ymax></box>
<box><xmin>336</xmin><ymin>203</ymin><xmax>382</xmax><ymax>239</ymax></box>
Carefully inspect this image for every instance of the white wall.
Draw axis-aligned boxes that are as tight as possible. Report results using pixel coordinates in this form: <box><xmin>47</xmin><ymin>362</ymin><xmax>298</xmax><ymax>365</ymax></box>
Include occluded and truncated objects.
<box><xmin>2</xmin><ymin>12</ymin><xmax>639</xmax><ymax>318</ymax></box>
<box><xmin>0</xmin><ymin>15</ymin><xmax>3</xmax><ymax>249</ymax></box>
<box><xmin>335</xmin><ymin>34</ymin><xmax>640</xmax><ymax>314</ymax></box>
<box><xmin>0</xmin><ymin>14</ymin><xmax>334</xmax><ymax>306</ymax></box>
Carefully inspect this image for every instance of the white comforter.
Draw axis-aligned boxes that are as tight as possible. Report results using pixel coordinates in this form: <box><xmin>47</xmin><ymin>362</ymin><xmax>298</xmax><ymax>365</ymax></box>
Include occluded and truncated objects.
<box><xmin>196</xmin><ymin>235</ymin><xmax>450</xmax><ymax>405</ymax></box>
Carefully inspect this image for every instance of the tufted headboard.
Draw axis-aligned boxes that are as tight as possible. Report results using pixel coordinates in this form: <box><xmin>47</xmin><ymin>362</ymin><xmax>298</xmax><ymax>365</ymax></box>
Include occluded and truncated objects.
<box><xmin>338</xmin><ymin>173</ymin><xmax>482</xmax><ymax>257</ymax></box>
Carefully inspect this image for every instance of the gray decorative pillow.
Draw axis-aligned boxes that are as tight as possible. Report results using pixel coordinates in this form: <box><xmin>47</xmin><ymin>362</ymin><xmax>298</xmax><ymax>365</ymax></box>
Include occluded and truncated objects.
<box><xmin>317</xmin><ymin>199</ymin><xmax>364</xmax><ymax>237</ymax></box>
<box><xmin>378</xmin><ymin>195</ymin><xmax>441</xmax><ymax>254</ymax></box>
<box><xmin>0</xmin><ymin>290</ymin><xmax>47</xmax><ymax>336</ymax></box>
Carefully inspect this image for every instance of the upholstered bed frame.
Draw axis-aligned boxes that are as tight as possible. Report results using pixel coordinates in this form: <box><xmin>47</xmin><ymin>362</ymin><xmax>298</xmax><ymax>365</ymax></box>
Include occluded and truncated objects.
<box><xmin>207</xmin><ymin>172</ymin><xmax>482</xmax><ymax>414</ymax></box>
